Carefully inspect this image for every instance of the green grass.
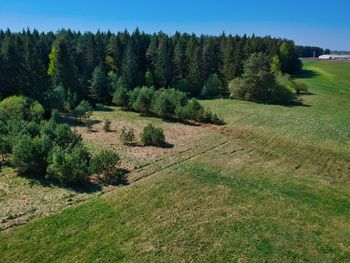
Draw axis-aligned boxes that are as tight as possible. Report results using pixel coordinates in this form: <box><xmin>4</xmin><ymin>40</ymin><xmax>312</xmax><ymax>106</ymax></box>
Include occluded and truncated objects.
<box><xmin>1</xmin><ymin>60</ymin><xmax>350</xmax><ymax>262</ymax></box>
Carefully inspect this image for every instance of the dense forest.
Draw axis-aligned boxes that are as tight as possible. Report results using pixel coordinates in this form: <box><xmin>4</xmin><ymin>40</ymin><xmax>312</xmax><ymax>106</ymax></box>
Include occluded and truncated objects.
<box><xmin>296</xmin><ymin>45</ymin><xmax>329</xmax><ymax>58</ymax></box>
<box><xmin>0</xmin><ymin>28</ymin><xmax>303</xmax><ymax>111</ymax></box>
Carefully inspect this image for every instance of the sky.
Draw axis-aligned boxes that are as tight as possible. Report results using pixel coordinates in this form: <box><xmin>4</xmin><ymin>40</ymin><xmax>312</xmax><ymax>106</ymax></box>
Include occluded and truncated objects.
<box><xmin>0</xmin><ymin>0</ymin><xmax>349</xmax><ymax>50</ymax></box>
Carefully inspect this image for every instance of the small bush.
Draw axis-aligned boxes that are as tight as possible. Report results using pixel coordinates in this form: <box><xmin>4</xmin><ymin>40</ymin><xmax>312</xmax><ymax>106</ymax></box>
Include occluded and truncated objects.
<box><xmin>201</xmin><ymin>73</ymin><xmax>222</xmax><ymax>98</ymax></box>
<box><xmin>140</xmin><ymin>124</ymin><xmax>165</xmax><ymax>147</ymax></box>
<box><xmin>0</xmin><ymin>136</ymin><xmax>11</xmax><ymax>160</ymax></box>
<box><xmin>91</xmin><ymin>150</ymin><xmax>120</xmax><ymax>184</ymax></box>
<box><xmin>112</xmin><ymin>86</ymin><xmax>129</xmax><ymax>108</ymax></box>
<box><xmin>103</xmin><ymin>119</ymin><xmax>111</xmax><ymax>132</ymax></box>
<box><xmin>291</xmin><ymin>81</ymin><xmax>309</xmax><ymax>94</ymax></box>
<box><xmin>120</xmin><ymin>127</ymin><xmax>135</xmax><ymax>145</ymax></box>
<box><xmin>73</xmin><ymin>100</ymin><xmax>92</xmax><ymax>121</ymax></box>
<box><xmin>85</xmin><ymin>119</ymin><xmax>94</xmax><ymax>132</ymax></box>
<box><xmin>11</xmin><ymin>135</ymin><xmax>51</xmax><ymax>176</ymax></box>
<box><xmin>132</xmin><ymin>86</ymin><xmax>155</xmax><ymax>114</ymax></box>
<box><xmin>46</xmin><ymin>143</ymin><xmax>91</xmax><ymax>185</ymax></box>
<box><xmin>54</xmin><ymin>124</ymin><xmax>82</xmax><ymax>149</ymax></box>
<box><xmin>51</xmin><ymin>109</ymin><xmax>60</xmax><ymax>123</ymax></box>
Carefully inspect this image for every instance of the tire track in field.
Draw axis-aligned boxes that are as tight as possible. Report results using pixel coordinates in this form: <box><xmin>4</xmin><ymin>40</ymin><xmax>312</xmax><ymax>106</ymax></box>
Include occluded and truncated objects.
<box><xmin>127</xmin><ymin>138</ymin><xmax>229</xmax><ymax>184</ymax></box>
<box><xmin>202</xmin><ymin>124</ymin><xmax>350</xmax><ymax>182</ymax></box>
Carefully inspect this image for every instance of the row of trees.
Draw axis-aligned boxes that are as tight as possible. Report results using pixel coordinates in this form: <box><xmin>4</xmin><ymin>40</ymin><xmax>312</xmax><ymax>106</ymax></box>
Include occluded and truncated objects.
<box><xmin>0</xmin><ymin>29</ymin><xmax>302</xmax><ymax>110</ymax></box>
<box><xmin>296</xmin><ymin>45</ymin><xmax>330</xmax><ymax>58</ymax></box>
<box><xmin>113</xmin><ymin>86</ymin><xmax>224</xmax><ymax>124</ymax></box>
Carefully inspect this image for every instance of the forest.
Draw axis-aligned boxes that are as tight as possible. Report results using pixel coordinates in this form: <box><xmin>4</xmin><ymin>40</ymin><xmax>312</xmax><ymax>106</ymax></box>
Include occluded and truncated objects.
<box><xmin>0</xmin><ymin>29</ymin><xmax>304</xmax><ymax>111</ymax></box>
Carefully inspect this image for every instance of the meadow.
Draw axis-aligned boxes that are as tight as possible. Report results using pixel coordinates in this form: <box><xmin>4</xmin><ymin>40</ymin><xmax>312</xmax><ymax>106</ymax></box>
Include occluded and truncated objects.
<box><xmin>0</xmin><ymin>60</ymin><xmax>349</xmax><ymax>262</ymax></box>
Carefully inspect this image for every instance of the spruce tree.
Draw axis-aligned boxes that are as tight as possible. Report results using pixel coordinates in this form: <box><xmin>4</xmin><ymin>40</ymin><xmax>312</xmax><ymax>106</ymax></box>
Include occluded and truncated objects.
<box><xmin>89</xmin><ymin>66</ymin><xmax>110</xmax><ymax>103</ymax></box>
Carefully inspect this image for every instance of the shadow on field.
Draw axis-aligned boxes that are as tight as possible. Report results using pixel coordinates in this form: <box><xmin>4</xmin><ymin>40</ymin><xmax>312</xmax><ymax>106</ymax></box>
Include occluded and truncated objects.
<box><xmin>94</xmin><ymin>105</ymin><xmax>114</xmax><ymax>112</ymax></box>
<box><xmin>61</xmin><ymin>115</ymin><xmax>102</xmax><ymax>128</ymax></box>
<box><xmin>20</xmin><ymin>173</ymin><xmax>103</xmax><ymax>194</ymax></box>
<box><xmin>294</xmin><ymin>69</ymin><xmax>319</xmax><ymax>79</ymax></box>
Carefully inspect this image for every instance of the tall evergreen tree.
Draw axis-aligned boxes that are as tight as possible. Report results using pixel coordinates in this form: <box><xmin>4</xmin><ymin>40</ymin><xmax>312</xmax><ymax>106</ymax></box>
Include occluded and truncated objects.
<box><xmin>48</xmin><ymin>37</ymin><xmax>80</xmax><ymax>108</ymax></box>
<box><xmin>154</xmin><ymin>36</ymin><xmax>173</xmax><ymax>87</ymax></box>
<box><xmin>89</xmin><ymin>65</ymin><xmax>110</xmax><ymax>103</ymax></box>
<box><xmin>121</xmin><ymin>38</ymin><xmax>141</xmax><ymax>88</ymax></box>
<box><xmin>186</xmin><ymin>45</ymin><xmax>203</xmax><ymax>96</ymax></box>
<box><xmin>202</xmin><ymin>38</ymin><xmax>222</xmax><ymax>81</ymax></box>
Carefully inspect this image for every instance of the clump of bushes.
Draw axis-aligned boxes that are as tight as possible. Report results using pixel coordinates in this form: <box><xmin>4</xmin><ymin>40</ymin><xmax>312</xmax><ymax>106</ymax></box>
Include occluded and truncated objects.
<box><xmin>0</xmin><ymin>96</ymin><xmax>122</xmax><ymax>187</ymax></box>
<box><xmin>120</xmin><ymin>127</ymin><xmax>135</xmax><ymax>145</ymax></box>
<box><xmin>0</xmin><ymin>96</ymin><xmax>44</xmax><ymax>122</ymax></box>
<box><xmin>140</xmin><ymin>124</ymin><xmax>165</xmax><ymax>147</ymax></box>
<box><xmin>176</xmin><ymin>99</ymin><xmax>225</xmax><ymax>125</ymax></box>
<box><xmin>91</xmin><ymin>150</ymin><xmax>120</xmax><ymax>184</ymax></box>
<box><xmin>112</xmin><ymin>86</ymin><xmax>224</xmax><ymax>125</ymax></box>
<box><xmin>46</xmin><ymin>143</ymin><xmax>91</xmax><ymax>185</ymax></box>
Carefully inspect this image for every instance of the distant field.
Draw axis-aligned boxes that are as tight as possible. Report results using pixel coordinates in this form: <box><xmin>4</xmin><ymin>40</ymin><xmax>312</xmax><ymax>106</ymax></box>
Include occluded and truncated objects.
<box><xmin>1</xmin><ymin>60</ymin><xmax>349</xmax><ymax>262</ymax></box>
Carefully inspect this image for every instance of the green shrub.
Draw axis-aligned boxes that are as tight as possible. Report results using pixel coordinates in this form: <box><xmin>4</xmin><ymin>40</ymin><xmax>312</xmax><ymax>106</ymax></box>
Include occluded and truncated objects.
<box><xmin>132</xmin><ymin>86</ymin><xmax>155</xmax><ymax>114</ymax></box>
<box><xmin>153</xmin><ymin>89</ymin><xmax>177</xmax><ymax>118</ymax></box>
<box><xmin>46</xmin><ymin>143</ymin><xmax>91</xmax><ymax>185</ymax></box>
<box><xmin>22</xmin><ymin>121</ymin><xmax>41</xmax><ymax>138</ymax></box>
<box><xmin>50</xmin><ymin>109</ymin><xmax>60</xmax><ymax>123</ymax></box>
<box><xmin>91</xmin><ymin>150</ymin><xmax>120</xmax><ymax>184</ymax></box>
<box><xmin>73</xmin><ymin>100</ymin><xmax>92</xmax><ymax>121</ymax></box>
<box><xmin>201</xmin><ymin>73</ymin><xmax>222</xmax><ymax>97</ymax></box>
<box><xmin>85</xmin><ymin>119</ymin><xmax>94</xmax><ymax>132</ymax></box>
<box><xmin>46</xmin><ymin>85</ymin><xmax>66</xmax><ymax>112</ymax></box>
<box><xmin>103</xmin><ymin>119</ymin><xmax>111</xmax><ymax>132</ymax></box>
<box><xmin>291</xmin><ymin>81</ymin><xmax>309</xmax><ymax>94</ymax></box>
<box><xmin>140</xmin><ymin>124</ymin><xmax>165</xmax><ymax>147</ymax></box>
<box><xmin>112</xmin><ymin>85</ymin><xmax>129</xmax><ymax>108</ymax></box>
<box><xmin>40</xmin><ymin>120</ymin><xmax>58</xmax><ymax>141</ymax></box>
<box><xmin>126</xmin><ymin>87</ymin><xmax>141</xmax><ymax>110</ymax></box>
<box><xmin>11</xmin><ymin>135</ymin><xmax>51</xmax><ymax>176</ymax></box>
<box><xmin>177</xmin><ymin>99</ymin><xmax>203</xmax><ymax>121</ymax></box>
<box><xmin>0</xmin><ymin>136</ymin><xmax>11</xmax><ymax>160</ymax></box>
<box><xmin>120</xmin><ymin>127</ymin><xmax>135</xmax><ymax>145</ymax></box>
<box><xmin>54</xmin><ymin>124</ymin><xmax>82</xmax><ymax>149</ymax></box>
<box><xmin>0</xmin><ymin>96</ymin><xmax>44</xmax><ymax>122</ymax></box>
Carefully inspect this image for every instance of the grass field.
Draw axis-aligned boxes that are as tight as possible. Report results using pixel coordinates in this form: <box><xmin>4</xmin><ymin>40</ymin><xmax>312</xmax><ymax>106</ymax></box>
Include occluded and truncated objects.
<box><xmin>1</xmin><ymin>60</ymin><xmax>349</xmax><ymax>262</ymax></box>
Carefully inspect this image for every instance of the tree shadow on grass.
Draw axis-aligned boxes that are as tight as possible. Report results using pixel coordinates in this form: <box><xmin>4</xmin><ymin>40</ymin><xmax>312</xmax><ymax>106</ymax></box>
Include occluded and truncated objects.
<box><xmin>293</xmin><ymin>69</ymin><xmax>319</xmax><ymax>79</ymax></box>
<box><xmin>94</xmin><ymin>105</ymin><xmax>114</xmax><ymax>112</ymax></box>
<box><xmin>20</xmin><ymin>173</ymin><xmax>103</xmax><ymax>194</ymax></box>
<box><xmin>61</xmin><ymin>115</ymin><xmax>102</xmax><ymax>128</ymax></box>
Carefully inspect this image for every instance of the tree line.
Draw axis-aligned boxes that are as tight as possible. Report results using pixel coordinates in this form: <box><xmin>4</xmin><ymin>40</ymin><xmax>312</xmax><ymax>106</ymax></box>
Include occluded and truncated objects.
<box><xmin>0</xmin><ymin>28</ymin><xmax>303</xmax><ymax>110</ymax></box>
<box><xmin>296</xmin><ymin>45</ymin><xmax>330</xmax><ymax>58</ymax></box>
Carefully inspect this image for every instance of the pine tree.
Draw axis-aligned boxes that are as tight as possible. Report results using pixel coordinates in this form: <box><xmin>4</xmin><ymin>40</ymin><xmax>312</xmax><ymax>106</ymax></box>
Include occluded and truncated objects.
<box><xmin>121</xmin><ymin>38</ymin><xmax>141</xmax><ymax>88</ymax></box>
<box><xmin>154</xmin><ymin>36</ymin><xmax>173</xmax><ymax>87</ymax></box>
<box><xmin>89</xmin><ymin>66</ymin><xmax>110</xmax><ymax>103</ymax></box>
<box><xmin>186</xmin><ymin>45</ymin><xmax>203</xmax><ymax>96</ymax></box>
<box><xmin>202</xmin><ymin>38</ymin><xmax>222</xmax><ymax>81</ymax></box>
<box><xmin>48</xmin><ymin>36</ymin><xmax>80</xmax><ymax>108</ymax></box>
<box><xmin>173</xmin><ymin>36</ymin><xmax>186</xmax><ymax>80</ymax></box>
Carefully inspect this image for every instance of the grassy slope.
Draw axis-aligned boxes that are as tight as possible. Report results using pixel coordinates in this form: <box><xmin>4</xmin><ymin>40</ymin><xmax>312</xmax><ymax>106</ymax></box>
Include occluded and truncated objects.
<box><xmin>1</xmin><ymin>61</ymin><xmax>350</xmax><ymax>262</ymax></box>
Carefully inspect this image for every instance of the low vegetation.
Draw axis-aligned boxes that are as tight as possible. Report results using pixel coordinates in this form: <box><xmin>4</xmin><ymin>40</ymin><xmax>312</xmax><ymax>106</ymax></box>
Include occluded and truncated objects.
<box><xmin>140</xmin><ymin>124</ymin><xmax>165</xmax><ymax>147</ymax></box>
<box><xmin>119</xmin><ymin>127</ymin><xmax>135</xmax><ymax>145</ymax></box>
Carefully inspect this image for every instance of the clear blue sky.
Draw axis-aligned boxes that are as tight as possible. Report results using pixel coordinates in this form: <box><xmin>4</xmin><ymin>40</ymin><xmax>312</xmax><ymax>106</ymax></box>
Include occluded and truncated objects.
<box><xmin>1</xmin><ymin>0</ymin><xmax>349</xmax><ymax>50</ymax></box>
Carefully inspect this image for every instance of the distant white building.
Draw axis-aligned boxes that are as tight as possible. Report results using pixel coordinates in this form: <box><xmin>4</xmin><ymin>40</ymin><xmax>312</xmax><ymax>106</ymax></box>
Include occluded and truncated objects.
<box><xmin>319</xmin><ymin>54</ymin><xmax>350</xmax><ymax>60</ymax></box>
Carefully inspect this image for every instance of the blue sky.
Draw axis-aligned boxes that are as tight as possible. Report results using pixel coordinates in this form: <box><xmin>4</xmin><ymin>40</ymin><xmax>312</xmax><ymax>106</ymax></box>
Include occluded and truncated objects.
<box><xmin>1</xmin><ymin>0</ymin><xmax>349</xmax><ymax>50</ymax></box>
